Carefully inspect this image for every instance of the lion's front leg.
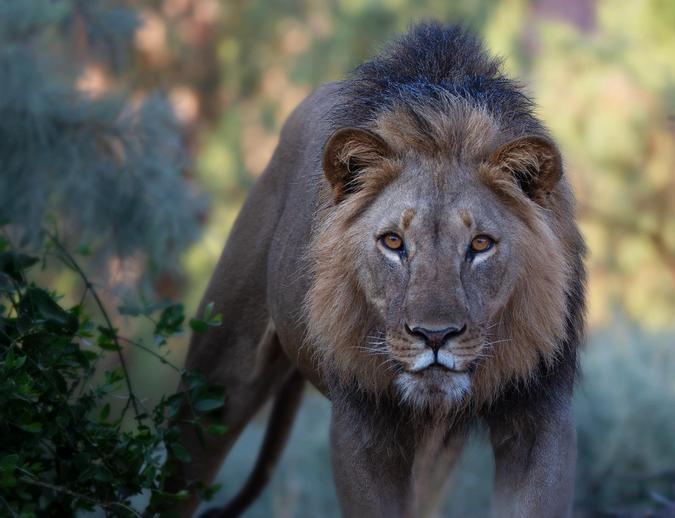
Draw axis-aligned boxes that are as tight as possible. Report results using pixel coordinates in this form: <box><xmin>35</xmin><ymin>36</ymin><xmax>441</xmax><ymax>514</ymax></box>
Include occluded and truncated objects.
<box><xmin>489</xmin><ymin>400</ymin><xmax>576</xmax><ymax>518</ymax></box>
<box><xmin>329</xmin><ymin>398</ymin><xmax>415</xmax><ymax>518</ymax></box>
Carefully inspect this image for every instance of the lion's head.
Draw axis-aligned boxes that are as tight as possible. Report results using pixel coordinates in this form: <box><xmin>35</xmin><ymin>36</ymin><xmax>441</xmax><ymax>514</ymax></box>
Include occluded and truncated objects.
<box><xmin>305</xmin><ymin>24</ymin><xmax>585</xmax><ymax>414</ymax></box>
<box><xmin>306</xmin><ymin>95</ymin><xmax>583</xmax><ymax>413</ymax></box>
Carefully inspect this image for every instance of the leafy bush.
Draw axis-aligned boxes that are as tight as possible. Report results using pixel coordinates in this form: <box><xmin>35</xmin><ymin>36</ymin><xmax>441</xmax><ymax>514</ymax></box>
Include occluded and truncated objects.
<box><xmin>0</xmin><ymin>230</ymin><xmax>224</xmax><ymax>517</ymax></box>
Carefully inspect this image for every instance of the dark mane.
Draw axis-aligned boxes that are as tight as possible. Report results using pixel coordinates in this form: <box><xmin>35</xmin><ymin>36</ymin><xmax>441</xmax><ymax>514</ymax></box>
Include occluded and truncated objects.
<box><xmin>333</xmin><ymin>22</ymin><xmax>543</xmax><ymax>136</ymax></box>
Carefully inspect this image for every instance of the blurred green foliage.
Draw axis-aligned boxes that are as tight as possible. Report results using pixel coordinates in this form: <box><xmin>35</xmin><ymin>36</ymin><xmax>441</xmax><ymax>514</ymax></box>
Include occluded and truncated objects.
<box><xmin>0</xmin><ymin>0</ymin><xmax>203</xmax><ymax>293</ymax></box>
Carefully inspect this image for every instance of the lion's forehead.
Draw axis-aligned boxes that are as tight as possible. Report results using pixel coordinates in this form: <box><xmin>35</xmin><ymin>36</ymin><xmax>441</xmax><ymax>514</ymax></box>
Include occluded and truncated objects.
<box><xmin>374</xmin><ymin>99</ymin><xmax>502</xmax><ymax>160</ymax></box>
<box><xmin>370</xmin><ymin>170</ymin><xmax>507</xmax><ymax>239</ymax></box>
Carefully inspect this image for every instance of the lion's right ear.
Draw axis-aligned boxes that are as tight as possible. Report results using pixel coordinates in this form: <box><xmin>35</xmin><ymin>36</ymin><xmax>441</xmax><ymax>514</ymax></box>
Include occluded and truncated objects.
<box><xmin>322</xmin><ymin>127</ymin><xmax>392</xmax><ymax>203</ymax></box>
<box><xmin>488</xmin><ymin>135</ymin><xmax>563</xmax><ymax>202</ymax></box>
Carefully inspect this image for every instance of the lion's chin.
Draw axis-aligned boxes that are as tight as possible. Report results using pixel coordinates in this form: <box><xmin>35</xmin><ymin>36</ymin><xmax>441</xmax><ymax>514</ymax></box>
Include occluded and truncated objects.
<box><xmin>394</xmin><ymin>368</ymin><xmax>471</xmax><ymax>412</ymax></box>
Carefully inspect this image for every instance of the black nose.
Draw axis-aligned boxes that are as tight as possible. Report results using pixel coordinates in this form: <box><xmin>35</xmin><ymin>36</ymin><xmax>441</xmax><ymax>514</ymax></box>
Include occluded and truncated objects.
<box><xmin>405</xmin><ymin>323</ymin><xmax>467</xmax><ymax>351</ymax></box>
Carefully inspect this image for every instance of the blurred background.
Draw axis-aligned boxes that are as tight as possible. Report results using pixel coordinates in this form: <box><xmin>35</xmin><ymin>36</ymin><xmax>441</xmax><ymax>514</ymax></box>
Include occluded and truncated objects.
<box><xmin>1</xmin><ymin>0</ymin><xmax>673</xmax><ymax>516</ymax></box>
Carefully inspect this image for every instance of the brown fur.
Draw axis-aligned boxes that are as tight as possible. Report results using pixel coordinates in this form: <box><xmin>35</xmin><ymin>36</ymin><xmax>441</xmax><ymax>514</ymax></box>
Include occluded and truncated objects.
<box><xmin>306</xmin><ymin>100</ymin><xmax>575</xmax><ymax>410</ymax></box>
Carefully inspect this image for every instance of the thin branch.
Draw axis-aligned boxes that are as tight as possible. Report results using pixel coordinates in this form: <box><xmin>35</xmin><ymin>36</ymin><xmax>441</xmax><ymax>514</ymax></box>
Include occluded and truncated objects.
<box><xmin>18</xmin><ymin>473</ymin><xmax>141</xmax><ymax>517</ymax></box>
<box><xmin>0</xmin><ymin>494</ymin><xmax>17</xmax><ymax>518</ymax></box>
<box><xmin>117</xmin><ymin>336</ymin><xmax>182</xmax><ymax>374</ymax></box>
<box><xmin>43</xmin><ymin>230</ymin><xmax>203</xmax><ymax>428</ymax></box>
<box><xmin>44</xmin><ymin>230</ymin><xmax>143</xmax><ymax>424</ymax></box>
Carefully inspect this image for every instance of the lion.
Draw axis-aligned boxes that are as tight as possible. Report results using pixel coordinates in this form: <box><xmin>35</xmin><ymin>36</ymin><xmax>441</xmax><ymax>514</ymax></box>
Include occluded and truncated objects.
<box><xmin>166</xmin><ymin>23</ymin><xmax>586</xmax><ymax>518</ymax></box>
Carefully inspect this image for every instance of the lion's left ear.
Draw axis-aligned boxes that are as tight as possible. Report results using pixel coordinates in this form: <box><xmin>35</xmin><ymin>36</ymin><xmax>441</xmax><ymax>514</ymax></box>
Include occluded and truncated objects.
<box><xmin>488</xmin><ymin>136</ymin><xmax>563</xmax><ymax>199</ymax></box>
<box><xmin>322</xmin><ymin>127</ymin><xmax>392</xmax><ymax>203</ymax></box>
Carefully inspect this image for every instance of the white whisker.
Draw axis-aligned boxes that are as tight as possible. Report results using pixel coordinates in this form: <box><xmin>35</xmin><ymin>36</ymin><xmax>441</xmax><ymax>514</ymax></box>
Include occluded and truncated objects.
<box><xmin>483</xmin><ymin>338</ymin><xmax>512</xmax><ymax>347</ymax></box>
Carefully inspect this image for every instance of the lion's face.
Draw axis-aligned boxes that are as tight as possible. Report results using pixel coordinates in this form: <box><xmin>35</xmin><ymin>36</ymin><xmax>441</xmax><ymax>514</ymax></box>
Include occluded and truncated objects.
<box><xmin>354</xmin><ymin>157</ymin><xmax>526</xmax><ymax>408</ymax></box>
<box><xmin>309</xmin><ymin>104</ymin><xmax>573</xmax><ymax>412</ymax></box>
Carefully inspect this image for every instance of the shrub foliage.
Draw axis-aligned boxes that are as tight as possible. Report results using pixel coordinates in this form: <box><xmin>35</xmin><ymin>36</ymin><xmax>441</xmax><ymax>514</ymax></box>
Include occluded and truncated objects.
<box><xmin>0</xmin><ymin>230</ymin><xmax>223</xmax><ymax>517</ymax></box>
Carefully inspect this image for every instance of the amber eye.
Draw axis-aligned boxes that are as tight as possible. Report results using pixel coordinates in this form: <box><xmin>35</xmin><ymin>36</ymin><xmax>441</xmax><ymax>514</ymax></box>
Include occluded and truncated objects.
<box><xmin>470</xmin><ymin>235</ymin><xmax>494</xmax><ymax>253</ymax></box>
<box><xmin>381</xmin><ymin>232</ymin><xmax>404</xmax><ymax>251</ymax></box>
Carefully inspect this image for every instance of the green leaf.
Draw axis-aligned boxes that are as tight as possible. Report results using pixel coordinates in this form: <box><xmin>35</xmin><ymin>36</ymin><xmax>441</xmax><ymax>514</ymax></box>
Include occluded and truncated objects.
<box><xmin>19</xmin><ymin>422</ymin><xmax>42</xmax><ymax>433</ymax></box>
<box><xmin>189</xmin><ymin>318</ymin><xmax>208</xmax><ymax>333</ymax></box>
<box><xmin>80</xmin><ymin>350</ymin><xmax>99</xmax><ymax>362</ymax></box>
<box><xmin>99</xmin><ymin>403</ymin><xmax>111</xmax><ymax>421</ymax></box>
<box><xmin>155</xmin><ymin>304</ymin><xmax>185</xmax><ymax>339</ymax></box>
<box><xmin>93</xmin><ymin>465</ymin><xmax>113</xmax><ymax>482</ymax></box>
<box><xmin>196</xmin><ymin>482</ymin><xmax>222</xmax><ymax>501</ymax></box>
<box><xmin>206</xmin><ymin>424</ymin><xmax>228</xmax><ymax>436</ymax></box>
<box><xmin>97</xmin><ymin>326</ymin><xmax>120</xmax><ymax>351</ymax></box>
<box><xmin>0</xmin><ymin>474</ymin><xmax>17</xmax><ymax>488</ymax></box>
<box><xmin>202</xmin><ymin>302</ymin><xmax>222</xmax><ymax>326</ymax></box>
<box><xmin>149</xmin><ymin>488</ymin><xmax>189</xmax><ymax>508</ymax></box>
<box><xmin>4</xmin><ymin>349</ymin><xmax>15</xmax><ymax>367</ymax></box>
<box><xmin>0</xmin><ymin>454</ymin><xmax>19</xmax><ymax>468</ymax></box>
<box><xmin>184</xmin><ymin>372</ymin><xmax>206</xmax><ymax>390</ymax></box>
<box><xmin>0</xmin><ymin>251</ymin><xmax>39</xmax><ymax>282</ymax></box>
<box><xmin>165</xmin><ymin>393</ymin><xmax>185</xmax><ymax>418</ymax></box>
<box><xmin>170</xmin><ymin>443</ymin><xmax>191</xmax><ymax>463</ymax></box>
<box><xmin>24</xmin><ymin>287</ymin><xmax>79</xmax><ymax>332</ymax></box>
<box><xmin>76</xmin><ymin>243</ymin><xmax>92</xmax><ymax>256</ymax></box>
<box><xmin>106</xmin><ymin>367</ymin><xmax>124</xmax><ymax>384</ymax></box>
<box><xmin>194</xmin><ymin>398</ymin><xmax>224</xmax><ymax>413</ymax></box>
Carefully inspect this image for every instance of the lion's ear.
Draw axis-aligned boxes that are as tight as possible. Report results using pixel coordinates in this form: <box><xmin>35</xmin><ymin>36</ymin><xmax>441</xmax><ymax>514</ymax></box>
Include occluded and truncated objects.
<box><xmin>322</xmin><ymin>127</ymin><xmax>392</xmax><ymax>203</ymax></box>
<box><xmin>489</xmin><ymin>136</ymin><xmax>562</xmax><ymax>200</ymax></box>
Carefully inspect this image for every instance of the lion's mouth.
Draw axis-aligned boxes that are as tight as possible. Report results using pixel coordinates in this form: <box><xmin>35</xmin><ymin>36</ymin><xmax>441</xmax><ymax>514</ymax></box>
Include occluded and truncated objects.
<box><xmin>429</xmin><ymin>362</ymin><xmax>467</xmax><ymax>373</ymax></box>
<box><xmin>405</xmin><ymin>350</ymin><xmax>471</xmax><ymax>374</ymax></box>
<box><xmin>414</xmin><ymin>362</ymin><xmax>468</xmax><ymax>374</ymax></box>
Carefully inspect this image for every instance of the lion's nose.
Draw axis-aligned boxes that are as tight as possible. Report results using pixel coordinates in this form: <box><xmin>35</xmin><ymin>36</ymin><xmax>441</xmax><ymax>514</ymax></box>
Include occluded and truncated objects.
<box><xmin>404</xmin><ymin>323</ymin><xmax>467</xmax><ymax>351</ymax></box>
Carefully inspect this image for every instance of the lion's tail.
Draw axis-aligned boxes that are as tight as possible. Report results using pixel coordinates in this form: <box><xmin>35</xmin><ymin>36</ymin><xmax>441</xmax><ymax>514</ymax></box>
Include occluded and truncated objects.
<box><xmin>204</xmin><ymin>370</ymin><xmax>305</xmax><ymax>518</ymax></box>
